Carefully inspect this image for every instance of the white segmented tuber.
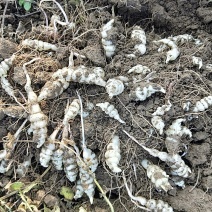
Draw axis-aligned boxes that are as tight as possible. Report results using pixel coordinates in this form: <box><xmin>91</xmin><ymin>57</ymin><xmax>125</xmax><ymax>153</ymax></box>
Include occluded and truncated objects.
<box><xmin>63</xmin><ymin>148</ymin><xmax>78</xmax><ymax>182</ymax></box>
<box><xmin>83</xmin><ymin>148</ymin><xmax>98</xmax><ymax>173</ymax></box>
<box><xmin>154</xmin><ymin>38</ymin><xmax>180</xmax><ymax>63</ymax></box>
<box><xmin>151</xmin><ymin>101</ymin><xmax>172</xmax><ymax>135</ymax></box>
<box><xmin>40</xmin><ymin>142</ymin><xmax>56</xmax><ymax>167</ymax></box>
<box><xmin>76</xmin><ymin>146</ymin><xmax>98</xmax><ymax>203</ymax></box>
<box><xmin>22</xmin><ymin>39</ymin><xmax>58</xmax><ymax>51</ymax></box>
<box><xmin>96</xmin><ymin>102</ymin><xmax>125</xmax><ymax>124</ymax></box>
<box><xmin>123</xmin><ymin>130</ymin><xmax>191</xmax><ymax>179</ymax></box>
<box><xmin>131</xmin><ymin>26</ymin><xmax>146</xmax><ymax>55</ymax></box>
<box><xmin>169</xmin><ymin>154</ymin><xmax>192</xmax><ymax>177</ymax></box>
<box><xmin>128</xmin><ymin>64</ymin><xmax>150</xmax><ymax>75</ymax></box>
<box><xmin>52</xmin><ymin>148</ymin><xmax>64</xmax><ymax>170</ymax></box>
<box><xmin>38</xmin><ymin>65</ymin><xmax>106</xmax><ymax>101</ymax></box>
<box><xmin>171</xmin><ymin>34</ymin><xmax>202</xmax><ymax>45</ymax></box>
<box><xmin>71</xmin><ymin>66</ymin><xmax>106</xmax><ymax>87</ymax></box>
<box><xmin>60</xmin><ymin>124</ymin><xmax>79</xmax><ymax>182</ymax></box>
<box><xmin>16</xmin><ymin>155</ymin><xmax>32</xmax><ymax>178</ymax></box>
<box><xmin>1</xmin><ymin>106</ymin><xmax>28</xmax><ymax>119</ymax></box>
<box><xmin>79</xmin><ymin>167</ymin><xmax>95</xmax><ymax>204</ymax></box>
<box><xmin>192</xmin><ymin>56</ymin><xmax>203</xmax><ymax>69</ymax></box>
<box><xmin>38</xmin><ymin>67</ymin><xmax>72</xmax><ymax>101</ymax></box>
<box><xmin>77</xmin><ymin>151</ymin><xmax>96</xmax><ymax>204</ymax></box>
<box><xmin>193</xmin><ymin>96</ymin><xmax>212</xmax><ymax>112</ymax></box>
<box><xmin>129</xmin><ymin>82</ymin><xmax>166</xmax><ymax>101</ymax></box>
<box><xmin>165</xmin><ymin>118</ymin><xmax>192</xmax><ymax>154</ymax></box>
<box><xmin>101</xmin><ymin>19</ymin><xmax>116</xmax><ymax>57</ymax></box>
<box><xmin>123</xmin><ymin>174</ymin><xmax>173</xmax><ymax>212</ymax></box>
<box><xmin>165</xmin><ymin>119</ymin><xmax>192</xmax><ymax>138</ymax></box>
<box><xmin>74</xmin><ymin>179</ymin><xmax>84</xmax><ymax>200</ymax></box>
<box><xmin>0</xmin><ymin>55</ymin><xmax>15</xmax><ymax>77</ymax></box>
<box><xmin>63</xmin><ymin>99</ymin><xmax>80</xmax><ymax>125</ymax></box>
<box><xmin>105</xmin><ymin>77</ymin><xmax>127</xmax><ymax>98</ymax></box>
<box><xmin>151</xmin><ymin>116</ymin><xmax>165</xmax><ymax>135</ymax></box>
<box><xmin>1</xmin><ymin>77</ymin><xmax>17</xmax><ymax>99</ymax></box>
<box><xmin>39</xmin><ymin>126</ymin><xmax>61</xmax><ymax>167</ymax></box>
<box><xmin>23</xmin><ymin>59</ymin><xmax>48</xmax><ymax>148</ymax></box>
<box><xmin>152</xmin><ymin>101</ymin><xmax>172</xmax><ymax>116</ymax></box>
<box><xmin>142</xmin><ymin>146</ymin><xmax>191</xmax><ymax>178</ymax></box>
<box><xmin>141</xmin><ymin>159</ymin><xmax>173</xmax><ymax>192</ymax></box>
<box><xmin>105</xmin><ymin>135</ymin><xmax>122</xmax><ymax>173</ymax></box>
<box><xmin>0</xmin><ymin>55</ymin><xmax>22</xmax><ymax>105</ymax></box>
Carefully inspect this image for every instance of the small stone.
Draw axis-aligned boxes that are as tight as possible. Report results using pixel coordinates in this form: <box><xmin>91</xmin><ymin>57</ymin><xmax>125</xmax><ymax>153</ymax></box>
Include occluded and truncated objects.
<box><xmin>203</xmin><ymin>168</ymin><xmax>212</xmax><ymax>176</ymax></box>
<box><xmin>193</xmin><ymin>131</ymin><xmax>210</xmax><ymax>141</ymax></box>
<box><xmin>44</xmin><ymin>194</ymin><xmax>59</xmax><ymax>208</ymax></box>
<box><xmin>202</xmin><ymin>176</ymin><xmax>212</xmax><ymax>190</ymax></box>
<box><xmin>35</xmin><ymin>190</ymin><xmax>46</xmax><ymax>201</ymax></box>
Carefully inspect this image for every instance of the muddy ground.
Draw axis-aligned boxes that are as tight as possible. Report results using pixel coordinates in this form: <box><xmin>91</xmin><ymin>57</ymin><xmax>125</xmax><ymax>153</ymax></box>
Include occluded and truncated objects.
<box><xmin>0</xmin><ymin>0</ymin><xmax>212</xmax><ymax>211</ymax></box>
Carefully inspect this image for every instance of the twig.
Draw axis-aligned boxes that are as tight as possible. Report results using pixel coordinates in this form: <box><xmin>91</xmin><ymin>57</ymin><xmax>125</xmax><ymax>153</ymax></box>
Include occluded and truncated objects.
<box><xmin>122</xmin><ymin>172</ymin><xmax>150</xmax><ymax>211</ymax></box>
<box><xmin>189</xmin><ymin>168</ymin><xmax>200</xmax><ymax>192</ymax></box>
<box><xmin>14</xmin><ymin>11</ymin><xmax>41</xmax><ymax>17</ymax></box>
<box><xmin>19</xmin><ymin>192</ymin><xmax>33</xmax><ymax>212</ymax></box>
<box><xmin>122</xmin><ymin>130</ymin><xmax>145</xmax><ymax>147</ymax></box>
<box><xmin>1</xmin><ymin>0</ymin><xmax>8</xmax><ymax>38</ymax></box>
<box><xmin>94</xmin><ymin>179</ymin><xmax>115</xmax><ymax>212</ymax></box>
<box><xmin>23</xmin><ymin>58</ymin><xmax>41</xmax><ymax>74</ymax></box>
<box><xmin>39</xmin><ymin>0</ymin><xmax>69</xmax><ymax>23</ymax></box>
<box><xmin>117</xmin><ymin>97</ymin><xmax>161</xmax><ymax>141</ymax></box>
<box><xmin>76</xmin><ymin>90</ymin><xmax>86</xmax><ymax>149</ymax></box>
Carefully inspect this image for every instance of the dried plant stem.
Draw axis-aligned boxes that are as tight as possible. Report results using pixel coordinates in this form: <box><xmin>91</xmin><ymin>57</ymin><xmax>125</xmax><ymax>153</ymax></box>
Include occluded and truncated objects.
<box><xmin>94</xmin><ymin>178</ymin><xmax>115</xmax><ymax>212</ymax></box>
<box><xmin>39</xmin><ymin>0</ymin><xmax>69</xmax><ymax>23</ymax></box>
<box><xmin>76</xmin><ymin>90</ymin><xmax>86</xmax><ymax>149</ymax></box>
<box><xmin>19</xmin><ymin>192</ymin><xmax>33</xmax><ymax>212</ymax></box>
<box><xmin>1</xmin><ymin>0</ymin><xmax>8</xmax><ymax>38</ymax></box>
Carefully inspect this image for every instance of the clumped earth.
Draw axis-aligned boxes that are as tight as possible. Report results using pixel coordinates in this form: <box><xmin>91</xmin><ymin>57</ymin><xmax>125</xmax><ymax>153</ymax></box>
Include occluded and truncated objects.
<box><xmin>0</xmin><ymin>0</ymin><xmax>212</xmax><ymax>211</ymax></box>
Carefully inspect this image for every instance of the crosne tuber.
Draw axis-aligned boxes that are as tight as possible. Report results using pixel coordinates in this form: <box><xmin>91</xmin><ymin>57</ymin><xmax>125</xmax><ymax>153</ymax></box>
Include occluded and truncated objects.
<box><xmin>131</xmin><ymin>26</ymin><xmax>146</xmax><ymax>55</ymax></box>
<box><xmin>96</xmin><ymin>102</ymin><xmax>125</xmax><ymax>124</ymax></box>
<box><xmin>101</xmin><ymin>19</ymin><xmax>117</xmax><ymax>58</ymax></box>
<box><xmin>23</xmin><ymin>59</ymin><xmax>48</xmax><ymax>148</ymax></box>
<box><xmin>105</xmin><ymin>135</ymin><xmax>122</xmax><ymax>173</ymax></box>
<box><xmin>22</xmin><ymin>39</ymin><xmax>58</xmax><ymax>51</ymax></box>
<box><xmin>154</xmin><ymin>38</ymin><xmax>180</xmax><ymax>63</ymax></box>
<box><xmin>123</xmin><ymin>174</ymin><xmax>173</xmax><ymax>211</ymax></box>
<box><xmin>141</xmin><ymin>159</ymin><xmax>173</xmax><ymax>192</ymax></box>
<box><xmin>193</xmin><ymin>96</ymin><xmax>212</xmax><ymax>112</ymax></box>
<box><xmin>38</xmin><ymin>65</ymin><xmax>106</xmax><ymax>101</ymax></box>
<box><xmin>165</xmin><ymin>118</ymin><xmax>192</xmax><ymax>154</ymax></box>
<box><xmin>130</xmin><ymin>82</ymin><xmax>166</xmax><ymax>101</ymax></box>
<box><xmin>105</xmin><ymin>76</ymin><xmax>128</xmax><ymax>98</ymax></box>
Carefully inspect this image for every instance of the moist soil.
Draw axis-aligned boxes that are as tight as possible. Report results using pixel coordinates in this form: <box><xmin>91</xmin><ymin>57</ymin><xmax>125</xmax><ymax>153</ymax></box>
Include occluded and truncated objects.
<box><xmin>0</xmin><ymin>0</ymin><xmax>212</xmax><ymax>211</ymax></box>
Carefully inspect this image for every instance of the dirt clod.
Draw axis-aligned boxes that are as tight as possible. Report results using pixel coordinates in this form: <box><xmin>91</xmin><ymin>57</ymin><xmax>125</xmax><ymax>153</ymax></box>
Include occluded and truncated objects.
<box><xmin>168</xmin><ymin>186</ymin><xmax>212</xmax><ymax>212</ymax></box>
<box><xmin>202</xmin><ymin>176</ymin><xmax>212</xmax><ymax>190</ymax></box>
<box><xmin>187</xmin><ymin>143</ymin><xmax>211</xmax><ymax>166</ymax></box>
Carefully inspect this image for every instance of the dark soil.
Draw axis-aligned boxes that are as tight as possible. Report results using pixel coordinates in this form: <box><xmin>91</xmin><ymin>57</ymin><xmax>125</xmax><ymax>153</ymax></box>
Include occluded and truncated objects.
<box><xmin>0</xmin><ymin>0</ymin><xmax>211</xmax><ymax>211</ymax></box>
